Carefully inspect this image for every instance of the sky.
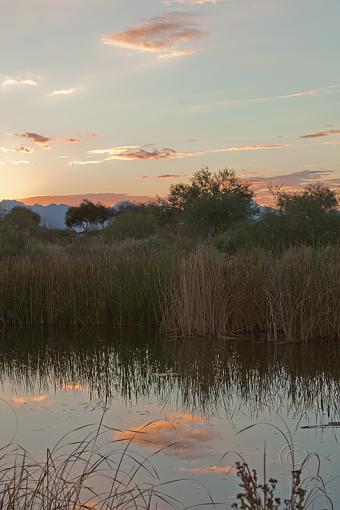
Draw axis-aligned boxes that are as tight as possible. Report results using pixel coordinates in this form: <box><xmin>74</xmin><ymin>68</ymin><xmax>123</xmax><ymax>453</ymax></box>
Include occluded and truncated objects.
<box><xmin>1</xmin><ymin>0</ymin><xmax>340</xmax><ymax>204</ymax></box>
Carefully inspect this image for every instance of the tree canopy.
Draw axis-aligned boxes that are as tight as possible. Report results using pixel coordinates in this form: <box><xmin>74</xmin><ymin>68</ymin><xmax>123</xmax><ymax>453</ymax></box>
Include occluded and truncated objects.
<box><xmin>65</xmin><ymin>200</ymin><xmax>113</xmax><ymax>230</ymax></box>
<box><xmin>2</xmin><ymin>207</ymin><xmax>41</xmax><ymax>231</ymax></box>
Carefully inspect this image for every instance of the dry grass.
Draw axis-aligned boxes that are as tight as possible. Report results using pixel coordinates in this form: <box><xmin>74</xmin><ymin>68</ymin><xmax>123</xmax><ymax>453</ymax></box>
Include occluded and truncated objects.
<box><xmin>0</xmin><ymin>245</ymin><xmax>339</xmax><ymax>341</ymax></box>
<box><xmin>163</xmin><ymin>247</ymin><xmax>340</xmax><ymax>341</ymax></box>
<box><xmin>0</xmin><ymin>423</ymin><xmax>180</xmax><ymax>510</ymax></box>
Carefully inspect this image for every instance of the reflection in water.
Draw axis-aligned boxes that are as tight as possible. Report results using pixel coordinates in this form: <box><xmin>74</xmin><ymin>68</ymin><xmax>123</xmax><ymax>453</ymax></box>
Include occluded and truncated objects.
<box><xmin>0</xmin><ymin>327</ymin><xmax>339</xmax><ymax>421</ymax></box>
<box><xmin>115</xmin><ymin>412</ymin><xmax>220</xmax><ymax>458</ymax></box>
<box><xmin>1</xmin><ymin>328</ymin><xmax>340</xmax><ymax>506</ymax></box>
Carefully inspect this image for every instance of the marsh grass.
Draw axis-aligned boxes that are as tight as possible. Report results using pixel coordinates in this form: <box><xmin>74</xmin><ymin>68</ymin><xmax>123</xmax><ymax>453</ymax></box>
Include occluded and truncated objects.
<box><xmin>0</xmin><ymin>423</ymin><xmax>182</xmax><ymax>510</ymax></box>
<box><xmin>0</xmin><ymin>245</ymin><xmax>339</xmax><ymax>340</ymax></box>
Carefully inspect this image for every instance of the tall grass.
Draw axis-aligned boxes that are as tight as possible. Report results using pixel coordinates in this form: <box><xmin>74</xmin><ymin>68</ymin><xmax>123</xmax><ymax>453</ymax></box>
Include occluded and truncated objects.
<box><xmin>0</xmin><ymin>424</ymin><xmax>180</xmax><ymax>510</ymax></box>
<box><xmin>0</xmin><ymin>244</ymin><xmax>339</xmax><ymax>341</ymax></box>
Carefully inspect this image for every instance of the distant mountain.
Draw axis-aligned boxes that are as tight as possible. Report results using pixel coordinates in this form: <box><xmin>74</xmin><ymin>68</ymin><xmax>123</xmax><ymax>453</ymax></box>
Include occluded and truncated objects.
<box><xmin>0</xmin><ymin>200</ymin><xmax>68</xmax><ymax>229</ymax></box>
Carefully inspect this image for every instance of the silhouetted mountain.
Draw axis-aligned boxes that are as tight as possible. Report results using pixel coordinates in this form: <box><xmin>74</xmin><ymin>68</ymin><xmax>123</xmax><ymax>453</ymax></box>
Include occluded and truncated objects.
<box><xmin>0</xmin><ymin>200</ymin><xmax>68</xmax><ymax>228</ymax></box>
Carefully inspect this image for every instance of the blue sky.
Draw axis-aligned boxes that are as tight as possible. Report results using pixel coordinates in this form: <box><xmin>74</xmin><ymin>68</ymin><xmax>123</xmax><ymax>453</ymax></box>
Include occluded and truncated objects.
<box><xmin>1</xmin><ymin>0</ymin><xmax>339</xmax><ymax>203</ymax></box>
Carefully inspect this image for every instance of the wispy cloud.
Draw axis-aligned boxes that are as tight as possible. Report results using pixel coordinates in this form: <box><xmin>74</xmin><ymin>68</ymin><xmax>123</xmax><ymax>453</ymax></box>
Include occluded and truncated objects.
<box><xmin>138</xmin><ymin>175</ymin><xmax>150</xmax><ymax>179</ymax></box>
<box><xmin>209</xmin><ymin>144</ymin><xmax>289</xmax><ymax>153</ymax></box>
<box><xmin>15</xmin><ymin>145</ymin><xmax>34</xmax><ymax>153</ymax></box>
<box><xmin>49</xmin><ymin>88</ymin><xmax>77</xmax><ymax>96</ymax></box>
<box><xmin>157</xmin><ymin>173</ymin><xmax>186</xmax><ymax>179</ymax></box>
<box><xmin>187</xmin><ymin>85</ymin><xmax>340</xmax><ymax>111</ymax></box>
<box><xmin>102</xmin><ymin>13</ymin><xmax>203</xmax><ymax>58</ymax></box>
<box><xmin>1</xmin><ymin>77</ymin><xmax>38</xmax><ymax>89</ymax></box>
<box><xmin>247</xmin><ymin>168</ymin><xmax>340</xmax><ymax>205</ymax></box>
<box><xmin>14</xmin><ymin>132</ymin><xmax>80</xmax><ymax>148</ymax></box>
<box><xmin>12</xmin><ymin>160</ymin><xmax>32</xmax><ymax>165</ymax></box>
<box><xmin>85</xmin><ymin>145</ymin><xmax>201</xmax><ymax>162</ymax></box>
<box><xmin>166</xmin><ymin>0</ymin><xmax>220</xmax><ymax>4</ymax></box>
<box><xmin>68</xmin><ymin>160</ymin><xmax>103</xmax><ymax>166</ymax></box>
<box><xmin>301</xmin><ymin>129</ymin><xmax>340</xmax><ymax>139</ymax></box>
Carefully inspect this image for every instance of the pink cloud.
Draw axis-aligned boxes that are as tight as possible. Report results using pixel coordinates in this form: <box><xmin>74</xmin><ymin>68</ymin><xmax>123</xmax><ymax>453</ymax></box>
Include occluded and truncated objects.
<box><xmin>102</xmin><ymin>13</ymin><xmax>203</xmax><ymax>58</ymax></box>
<box><xmin>15</xmin><ymin>132</ymin><xmax>80</xmax><ymax>148</ymax></box>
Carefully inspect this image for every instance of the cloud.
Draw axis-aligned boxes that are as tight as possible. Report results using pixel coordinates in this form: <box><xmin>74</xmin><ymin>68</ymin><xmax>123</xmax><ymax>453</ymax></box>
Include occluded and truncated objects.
<box><xmin>86</xmin><ymin>145</ymin><xmax>201</xmax><ymax>162</ymax></box>
<box><xmin>1</xmin><ymin>77</ymin><xmax>38</xmax><ymax>89</ymax></box>
<box><xmin>210</xmin><ymin>144</ymin><xmax>289</xmax><ymax>153</ymax></box>
<box><xmin>301</xmin><ymin>129</ymin><xmax>340</xmax><ymax>139</ymax></box>
<box><xmin>68</xmin><ymin>160</ymin><xmax>103</xmax><ymax>166</ymax></box>
<box><xmin>166</xmin><ymin>0</ymin><xmax>220</xmax><ymax>4</ymax></box>
<box><xmin>19</xmin><ymin>193</ymin><xmax>155</xmax><ymax>207</ymax></box>
<box><xmin>12</xmin><ymin>160</ymin><xmax>31</xmax><ymax>165</ymax></box>
<box><xmin>115</xmin><ymin>413</ymin><xmax>219</xmax><ymax>458</ymax></box>
<box><xmin>49</xmin><ymin>88</ymin><xmax>77</xmax><ymax>96</ymax></box>
<box><xmin>187</xmin><ymin>85</ymin><xmax>340</xmax><ymax>111</ymax></box>
<box><xmin>15</xmin><ymin>132</ymin><xmax>80</xmax><ymax>148</ymax></box>
<box><xmin>247</xmin><ymin>169</ymin><xmax>340</xmax><ymax>205</ymax></box>
<box><xmin>102</xmin><ymin>13</ymin><xmax>203</xmax><ymax>58</ymax></box>
<box><xmin>15</xmin><ymin>132</ymin><xmax>51</xmax><ymax>146</ymax></box>
<box><xmin>138</xmin><ymin>175</ymin><xmax>150</xmax><ymax>179</ymax></box>
<box><xmin>15</xmin><ymin>145</ymin><xmax>33</xmax><ymax>153</ymax></box>
<box><xmin>157</xmin><ymin>174</ymin><xmax>186</xmax><ymax>179</ymax></box>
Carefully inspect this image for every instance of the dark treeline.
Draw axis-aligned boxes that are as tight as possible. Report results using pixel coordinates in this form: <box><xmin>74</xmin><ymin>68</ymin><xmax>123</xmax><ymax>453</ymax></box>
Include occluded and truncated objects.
<box><xmin>1</xmin><ymin>168</ymin><xmax>340</xmax><ymax>253</ymax></box>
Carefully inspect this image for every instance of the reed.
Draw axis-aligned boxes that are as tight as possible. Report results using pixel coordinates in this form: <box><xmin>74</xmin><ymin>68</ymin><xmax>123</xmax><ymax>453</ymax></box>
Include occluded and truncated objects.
<box><xmin>0</xmin><ymin>245</ymin><xmax>339</xmax><ymax>341</ymax></box>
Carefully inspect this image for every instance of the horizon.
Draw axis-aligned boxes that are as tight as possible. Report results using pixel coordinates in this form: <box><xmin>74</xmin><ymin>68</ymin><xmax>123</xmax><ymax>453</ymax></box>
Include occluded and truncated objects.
<box><xmin>1</xmin><ymin>0</ymin><xmax>339</xmax><ymax>200</ymax></box>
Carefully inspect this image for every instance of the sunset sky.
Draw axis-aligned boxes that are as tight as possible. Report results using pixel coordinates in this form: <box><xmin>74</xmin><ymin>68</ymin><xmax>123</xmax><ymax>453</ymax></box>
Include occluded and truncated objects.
<box><xmin>1</xmin><ymin>0</ymin><xmax>339</xmax><ymax>204</ymax></box>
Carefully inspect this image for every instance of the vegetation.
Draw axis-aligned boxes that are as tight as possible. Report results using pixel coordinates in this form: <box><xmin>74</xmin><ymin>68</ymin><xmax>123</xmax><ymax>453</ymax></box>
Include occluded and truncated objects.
<box><xmin>0</xmin><ymin>168</ymin><xmax>339</xmax><ymax>340</ymax></box>
<box><xmin>65</xmin><ymin>199</ymin><xmax>113</xmax><ymax>230</ymax></box>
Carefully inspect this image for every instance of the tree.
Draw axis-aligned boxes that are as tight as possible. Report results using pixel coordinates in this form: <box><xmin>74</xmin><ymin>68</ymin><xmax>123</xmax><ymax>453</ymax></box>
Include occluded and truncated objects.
<box><xmin>2</xmin><ymin>206</ymin><xmax>41</xmax><ymax>231</ymax></box>
<box><xmin>65</xmin><ymin>200</ymin><xmax>113</xmax><ymax>231</ymax></box>
<box><xmin>272</xmin><ymin>183</ymin><xmax>338</xmax><ymax>218</ymax></box>
<box><xmin>166</xmin><ymin>168</ymin><xmax>254</xmax><ymax>238</ymax></box>
<box><xmin>104</xmin><ymin>204</ymin><xmax>160</xmax><ymax>240</ymax></box>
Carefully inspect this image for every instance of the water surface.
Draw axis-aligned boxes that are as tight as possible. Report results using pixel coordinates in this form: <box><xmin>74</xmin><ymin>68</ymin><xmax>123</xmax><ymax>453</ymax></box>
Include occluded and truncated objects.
<box><xmin>0</xmin><ymin>328</ymin><xmax>340</xmax><ymax>507</ymax></box>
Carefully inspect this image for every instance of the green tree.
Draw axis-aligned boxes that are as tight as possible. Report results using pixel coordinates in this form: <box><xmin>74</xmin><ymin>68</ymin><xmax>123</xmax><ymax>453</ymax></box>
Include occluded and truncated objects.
<box><xmin>166</xmin><ymin>168</ymin><xmax>254</xmax><ymax>238</ymax></box>
<box><xmin>104</xmin><ymin>204</ymin><xmax>160</xmax><ymax>240</ymax></box>
<box><xmin>2</xmin><ymin>206</ymin><xmax>41</xmax><ymax>231</ymax></box>
<box><xmin>65</xmin><ymin>200</ymin><xmax>112</xmax><ymax>231</ymax></box>
<box><xmin>273</xmin><ymin>183</ymin><xmax>338</xmax><ymax>218</ymax></box>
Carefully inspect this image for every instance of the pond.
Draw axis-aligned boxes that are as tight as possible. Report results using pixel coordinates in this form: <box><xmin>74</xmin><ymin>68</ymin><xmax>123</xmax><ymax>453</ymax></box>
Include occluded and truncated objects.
<box><xmin>0</xmin><ymin>327</ymin><xmax>340</xmax><ymax>508</ymax></box>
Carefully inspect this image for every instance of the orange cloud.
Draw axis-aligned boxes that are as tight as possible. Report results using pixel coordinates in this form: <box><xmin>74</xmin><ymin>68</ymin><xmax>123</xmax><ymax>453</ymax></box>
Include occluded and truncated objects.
<box><xmin>78</xmin><ymin>145</ymin><xmax>200</xmax><ymax>163</ymax></box>
<box><xmin>102</xmin><ymin>13</ymin><xmax>203</xmax><ymax>58</ymax></box>
<box><xmin>115</xmin><ymin>412</ymin><xmax>218</xmax><ymax>458</ymax></box>
<box><xmin>12</xmin><ymin>395</ymin><xmax>47</xmax><ymax>405</ymax></box>
<box><xmin>301</xmin><ymin>129</ymin><xmax>340</xmax><ymax>139</ymax></box>
<box><xmin>19</xmin><ymin>193</ymin><xmax>154</xmax><ymax>206</ymax></box>
<box><xmin>138</xmin><ymin>175</ymin><xmax>149</xmax><ymax>179</ymax></box>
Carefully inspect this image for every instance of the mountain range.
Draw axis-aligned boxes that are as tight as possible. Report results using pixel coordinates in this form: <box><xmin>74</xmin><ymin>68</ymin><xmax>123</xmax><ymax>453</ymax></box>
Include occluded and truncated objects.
<box><xmin>0</xmin><ymin>198</ymin><xmax>140</xmax><ymax>229</ymax></box>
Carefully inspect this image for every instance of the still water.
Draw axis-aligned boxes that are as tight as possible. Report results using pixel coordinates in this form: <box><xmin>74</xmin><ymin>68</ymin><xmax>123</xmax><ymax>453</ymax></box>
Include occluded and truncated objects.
<box><xmin>0</xmin><ymin>327</ymin><xmax>340</xmax><ymax>508</ymax></box>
